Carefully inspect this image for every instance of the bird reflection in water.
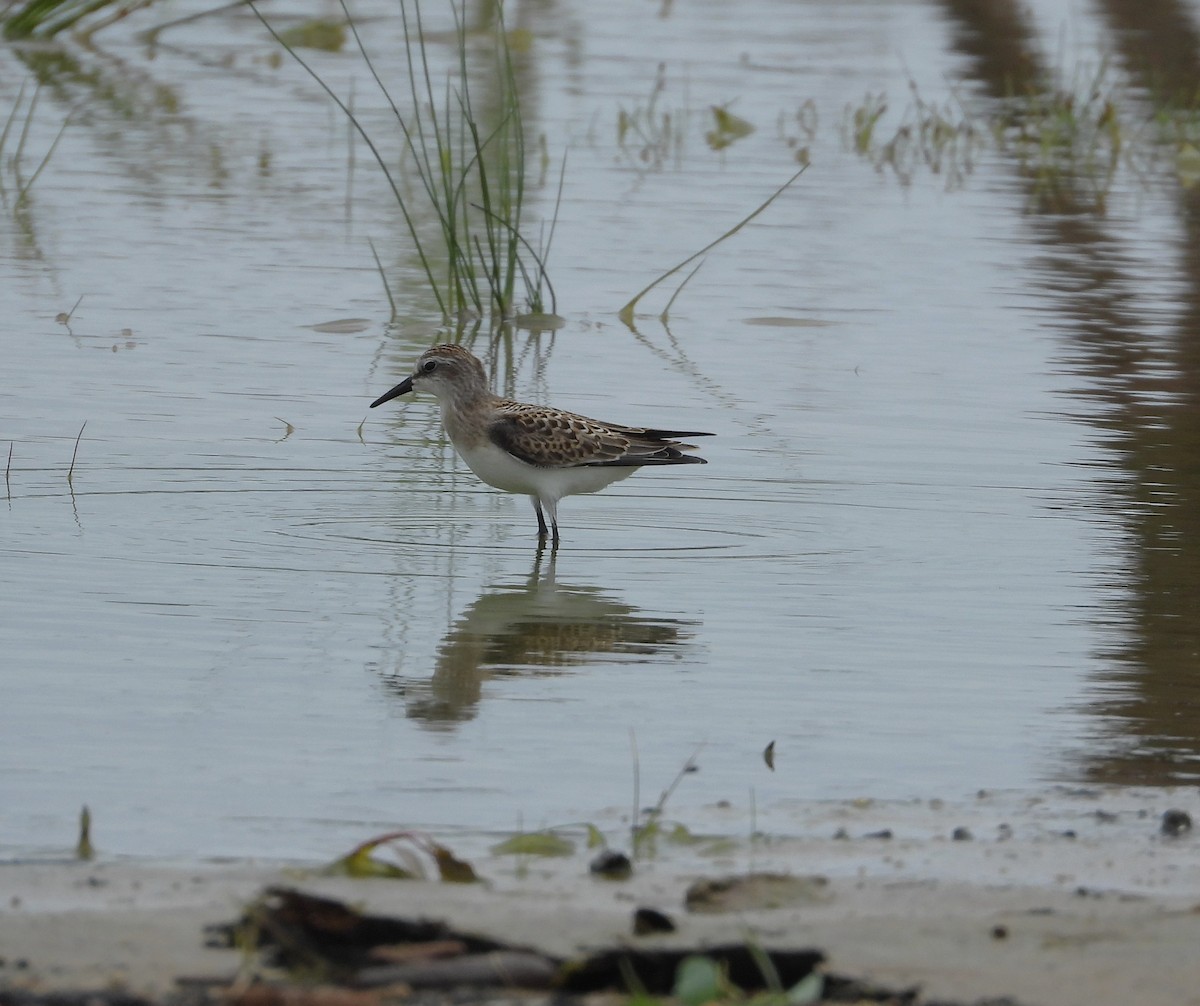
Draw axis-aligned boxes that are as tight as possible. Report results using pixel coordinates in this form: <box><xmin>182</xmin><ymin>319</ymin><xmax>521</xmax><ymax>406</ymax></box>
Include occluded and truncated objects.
<box><xmin>398</xmin><ymin>547</ymin><xmax>700</xmax><ymax>726</ymax></box>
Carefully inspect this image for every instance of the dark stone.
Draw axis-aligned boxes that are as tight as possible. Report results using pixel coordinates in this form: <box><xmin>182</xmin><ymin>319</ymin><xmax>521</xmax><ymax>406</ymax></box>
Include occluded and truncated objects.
<box><xmin>589</xmin><ymin>849</ymin><xmax>633</xmax><ymax>879</ymax></box>
<box><xmin>1161</xmin><ymin>809</ymin><xmax>1192</xmax><ymax>837</ymax></box>
<box><xmin>632</xmin><ymin>907</ymin><xmax>675</xmax><ymax>935</ymax></box>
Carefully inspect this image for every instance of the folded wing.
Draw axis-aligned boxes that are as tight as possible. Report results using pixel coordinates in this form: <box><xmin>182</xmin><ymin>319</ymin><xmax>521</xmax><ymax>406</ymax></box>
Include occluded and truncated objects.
<box><xmin>489</xmin><ymin>404</ymin><xmax>711</xmax><ymax>469</ymax></box>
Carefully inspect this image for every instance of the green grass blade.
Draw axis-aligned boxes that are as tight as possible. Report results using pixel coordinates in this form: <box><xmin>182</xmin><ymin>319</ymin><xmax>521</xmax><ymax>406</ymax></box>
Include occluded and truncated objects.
<box><xmin>250</xmin><ymin>0</ymin><xmax>448</xmax><ymax>319</ymax></box>
<box><xmin>339</xmin><ymin>0</ymin><xmax>442</xmax><ymax>225</ymax></box>
<box><xmin>367</xmin><ymin>237</ymin><xmax>398</xmax><ymax>321</ymax></box>
<box><xmin>470</xmin><ymin>199</ymin><xmax>557</xmax><ymax>315</ymax></box>
<box><xmin>540</xmin><ymin>150</ymin><xmax>566</xmax><ymax>278</ymax></box>
<box><xmin>618</xmin><ymin>165</ymin><xmax>807</xmax><ymax>327</ymax></box>
<box><xmin>659</xmin><ymin>257</ymin><xmax>704</xmax><ymax>324</ymax></box>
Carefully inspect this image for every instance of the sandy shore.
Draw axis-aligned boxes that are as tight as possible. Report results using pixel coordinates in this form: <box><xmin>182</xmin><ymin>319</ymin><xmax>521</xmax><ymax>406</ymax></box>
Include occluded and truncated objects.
<box><xmin>2</xmin><ymin>789</ymin><xmax>1198</xmax><ymax>1005</ymax></box>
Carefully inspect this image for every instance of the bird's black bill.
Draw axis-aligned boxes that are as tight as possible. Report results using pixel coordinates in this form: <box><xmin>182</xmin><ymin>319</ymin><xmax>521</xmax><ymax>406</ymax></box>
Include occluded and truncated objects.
<box><xmin>369</xmin><ymin>376</ymin><xmax>414</xmax><ymax>408</ymax></box>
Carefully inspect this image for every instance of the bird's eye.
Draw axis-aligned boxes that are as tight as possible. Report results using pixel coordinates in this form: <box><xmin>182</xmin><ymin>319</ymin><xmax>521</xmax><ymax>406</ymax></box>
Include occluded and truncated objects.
<box><xmin>421</xmin><ymin>360</ymin><xmax>437</xmax><ymax>374</ymax></box>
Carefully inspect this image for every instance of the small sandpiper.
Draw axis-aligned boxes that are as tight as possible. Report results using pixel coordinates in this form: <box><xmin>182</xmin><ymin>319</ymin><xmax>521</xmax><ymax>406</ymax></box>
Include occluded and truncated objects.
<box><xmin>370</xmin><ymin>344</ymin><xmax>712</xmax><ymax>545</ymax></box>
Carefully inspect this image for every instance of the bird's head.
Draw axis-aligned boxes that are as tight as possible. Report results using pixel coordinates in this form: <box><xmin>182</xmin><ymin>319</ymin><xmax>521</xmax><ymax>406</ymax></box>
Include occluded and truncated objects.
<box><xmin>370</xmin><ymin>344</ymin><xmax>488</xmax><ymax>408</ymax></box>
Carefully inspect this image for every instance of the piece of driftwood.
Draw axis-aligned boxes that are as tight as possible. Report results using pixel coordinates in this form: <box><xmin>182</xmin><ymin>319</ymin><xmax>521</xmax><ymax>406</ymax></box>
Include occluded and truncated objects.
<box><xmin>197</xmin><ymin>886</ymin><xmax>946</xmax><ymax>1004</ymax></box>
<box><xmin>353</xmin><ymin>951</ymin><xmax>559</xmax><ymax>990</ymax></box>
<box><xmin>208</xmin><ymin>887</ymin><xmax>514</xmax><ymax>979</ymax></box>
<box><xmin>0</xmin><ymin>993</ymin><xmax>157</xmax><ymax>1006</ymax></box>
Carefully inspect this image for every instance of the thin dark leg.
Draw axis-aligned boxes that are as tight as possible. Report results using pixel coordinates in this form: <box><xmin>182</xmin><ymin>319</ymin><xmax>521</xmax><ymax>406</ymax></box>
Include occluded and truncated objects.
<box><xmin>534</xmin><ymin>499</ymin><xmax>549</xmax><ymax>540</ymax></box>
<box><xmin>551</xmin><ymin>519</ymin><xmax>560</xmax><ymax>546</ymax></box>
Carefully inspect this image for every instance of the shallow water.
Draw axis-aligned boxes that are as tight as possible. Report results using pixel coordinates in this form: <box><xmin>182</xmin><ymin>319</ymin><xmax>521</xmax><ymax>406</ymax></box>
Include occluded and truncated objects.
<box><xmin>3</xmin><ymin>0</ymin><xmax>1200</xmax><ymax>859</ymax></box>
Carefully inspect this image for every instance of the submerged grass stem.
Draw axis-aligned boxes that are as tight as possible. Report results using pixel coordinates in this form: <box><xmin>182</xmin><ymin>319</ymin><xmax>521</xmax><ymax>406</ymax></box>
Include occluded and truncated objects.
<box><xmin>67</xmin><ymin>421</ymin><xmax>86</xmax><ymax>484</ymax></box>
<box><xmin>1</xmin><ymin>80</ymin><xmax>75</xmax><ymax>210</ymax></box>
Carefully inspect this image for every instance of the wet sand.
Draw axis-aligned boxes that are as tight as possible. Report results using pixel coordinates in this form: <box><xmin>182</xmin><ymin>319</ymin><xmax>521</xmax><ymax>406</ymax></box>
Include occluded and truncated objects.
<box><xmin>3</xmin><ymin>790</ymin><xmax>1198</xmax><ymax>1005</ymax></box>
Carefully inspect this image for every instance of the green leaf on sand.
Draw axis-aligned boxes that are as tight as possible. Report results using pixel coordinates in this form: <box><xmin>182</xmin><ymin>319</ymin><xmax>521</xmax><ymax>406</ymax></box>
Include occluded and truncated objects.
<box><xmin>491</xmin><ymin>831</ymin><xmax>575</xmax><ymax>857</ymax></box>
<box><xmin>673</xmin><ymin>955</ymin><xmax>726</xmax><ymax>1006</ymax></box>
<box><xmin>787</xmin><ymin>971</ymin><xmax>825</xmax><ymax>1005</ymax></box>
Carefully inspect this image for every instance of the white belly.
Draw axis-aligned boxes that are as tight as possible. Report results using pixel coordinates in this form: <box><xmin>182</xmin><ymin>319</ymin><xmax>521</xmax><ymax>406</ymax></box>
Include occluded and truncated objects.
<box><xmin>454</xmin><ymin>439</ymin><xmax>634</xmax><ymax>502</ymax></box>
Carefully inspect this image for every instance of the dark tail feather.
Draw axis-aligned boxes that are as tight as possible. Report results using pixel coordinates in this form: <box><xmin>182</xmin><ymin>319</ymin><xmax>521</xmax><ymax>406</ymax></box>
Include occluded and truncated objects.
<box><xmin>590</xmin><ymin>447</ymin><xmax>708</xmax><ymax>468</ymax></box>
<box><xmin>640</xmin><ymin>429</ymin><xmax>714</xmax><ymax>440</ymax></box>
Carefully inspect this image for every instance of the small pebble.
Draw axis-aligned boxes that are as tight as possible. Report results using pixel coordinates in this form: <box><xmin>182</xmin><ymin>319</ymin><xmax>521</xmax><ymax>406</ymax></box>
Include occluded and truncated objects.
<box><xmin>1161</xmin><ymin>809</ymin><xmax>1192</xmax><ymax>837</ymax></box>
<box><xmin>991</xmin><ymin>925</ymin><xmax>1008</xmax><ymax>940</ymax></box>
<box><xmin>863</xmin><ymin>829</ymin><xmax>893</xmax><ymax>840</ymax></box>
<box><xmin>632</xmin><ymin>907</ymin><xmax>676</xmax><ymax>935</ymax></box>
<box><xmin>951</xmin><ymin>826</ymin><xmax>973</xmax><ymax>841</ymax></box>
